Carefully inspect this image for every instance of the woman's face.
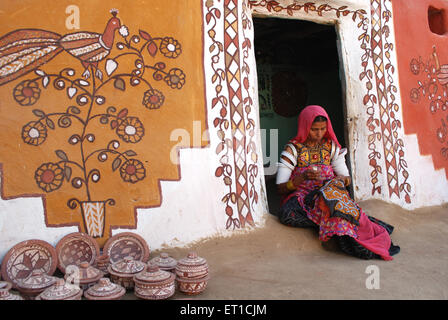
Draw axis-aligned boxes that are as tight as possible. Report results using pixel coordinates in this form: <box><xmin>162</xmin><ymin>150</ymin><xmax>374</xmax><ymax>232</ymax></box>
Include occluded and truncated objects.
<box><xmin>308</xmin><ymin>120</ymin><xmax>327</xmax><ymax>143</ymax></box>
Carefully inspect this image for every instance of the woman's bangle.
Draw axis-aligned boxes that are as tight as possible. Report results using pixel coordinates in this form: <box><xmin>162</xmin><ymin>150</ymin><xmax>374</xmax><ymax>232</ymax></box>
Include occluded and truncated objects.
<box><xmin>286</xmin><ymin>180</ymin><xmax>296</xmax><ymax>191</ymax></box>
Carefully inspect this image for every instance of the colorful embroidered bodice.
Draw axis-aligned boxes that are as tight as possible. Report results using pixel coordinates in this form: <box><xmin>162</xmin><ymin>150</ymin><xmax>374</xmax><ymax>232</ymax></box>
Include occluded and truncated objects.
<box><xmin>293</xmin><ymin>138</ymin><xmax>332</xmax><ymax>167</ymax></box>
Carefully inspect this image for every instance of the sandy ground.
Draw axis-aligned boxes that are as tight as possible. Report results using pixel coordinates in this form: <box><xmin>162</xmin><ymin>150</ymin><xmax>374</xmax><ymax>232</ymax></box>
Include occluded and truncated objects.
<box><xmin>135</xmin><ymin>199</ymin><xmax>448</xmax><ymax>300</ymax></box>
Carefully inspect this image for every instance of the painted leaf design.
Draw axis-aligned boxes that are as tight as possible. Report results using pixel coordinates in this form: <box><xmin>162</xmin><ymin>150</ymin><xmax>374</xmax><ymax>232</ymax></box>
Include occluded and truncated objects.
<box><xmin>147</xmin><ymin>41</ymin><xmax>158</xmax><ymax>57</ymax></box>
<box><xmin>114</xmin><ymin>78</ymin><xmax>126</xmax><ymax>91</ymax></box>
<box><xmin>139</xmin><ymin>30</ymin><xmax>151</xmax><ymax>40</ymax></box>
<box><xmin>64</xmin><ymin>166</ymin><xmax>72</xmax><ymax>182</ymax></box>
<box><xmin>22</xmin><ymin>253</ymin><xmax>33</xmax><ymax>269</ymax></box>
<box><xmin>112</xmin><ymin>157</ymin><xmax>122</xmax><ymax>171</ymax></box>
<box><xmin>124</xmin><ymin>150</ymin><xmax>137</xmax><ymax>156</ymax></box>
<box><xmin>117</xmin><ymin>108</ymin><xmax>128</xmax><ymax>119</ymax></box>
<box><xmin>33</xmin><ymin>258</ymin><xmax>48</xmax><ymax>269</ymax></box>
<box><xmin>55</xmin><ymin>150</ymin><xmax>68</xmax><ymax>161</ymax></box>
<box><xmin>46</xmin><ymin>118</ymin><xmax>55</xmax><ymax>129</ymax></box>
<box><xmin>16</xmin><ymin>269</ymin><xmax>32</xmax><ymax>279</ymax></box>
<box><xmin>33</xmin><ymin>109</ymin><xmax>45</xmax><ymax>118</ymax></box>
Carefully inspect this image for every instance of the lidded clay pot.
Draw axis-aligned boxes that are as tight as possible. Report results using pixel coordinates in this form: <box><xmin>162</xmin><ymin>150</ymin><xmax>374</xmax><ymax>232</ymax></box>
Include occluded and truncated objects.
<box><xmin>0</xmin><ymin>281</ymin><xmax>24</xmax><ymax>300</ymax></box>
<box><xmin>95</xmin><ymin>254</ymin><xmax>110</xmax><ymax>276</ymax></box>
<box><xmin>108</xmin><ymin>256</ymin><xmax>146</xmax><ymax>289</ymax></box>
<box><xmin>133</xmin><ymin>263</ymin><xmax>175</xmax><ymax>300</ymax></box>
<box><xmin>84</xmin><ymin>277</ymin><xmax>126</xmax><ymax>300</ymax></box>
<box><xmin>64</xmin><ymin>262</ymin><xmax>103</xmax><ymax>290</ymax></box>
<box><xmin>149</xmin><ymin>252</ymin><xmax>177</xmax><ymax>273</ymax></box>
<box><xmin>16</xmin><ymin>270</ymin><xmax>57</xmax><ymax>299</ymax></box>
<box><xmin>35</xmin><ymin>278</ymin><xmax>83</xmax><ymax>300</ymax></box>
<box><xmin>175</xmin><ymin>252</ymin><xmax>210</xmax><ymax>295</ymax></box>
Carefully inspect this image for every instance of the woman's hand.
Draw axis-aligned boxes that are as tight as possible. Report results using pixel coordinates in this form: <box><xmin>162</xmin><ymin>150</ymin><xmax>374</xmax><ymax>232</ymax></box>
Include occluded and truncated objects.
<box><xmin>335</xmin><ymin>175</ymin><xmax>351</xmax><ymax>186</ymax></box>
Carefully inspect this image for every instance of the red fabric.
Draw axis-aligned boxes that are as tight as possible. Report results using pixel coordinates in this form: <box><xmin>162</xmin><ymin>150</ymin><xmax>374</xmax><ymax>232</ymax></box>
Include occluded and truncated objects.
<box><xmin>354</xmin><ymin>212</ymin><xmax>393</xmax><ymax>260</ymax></box>
<box><xmin>290</xmin><ymin>105</ymin><xmax>341</xmax><ymax>149</ymax></box>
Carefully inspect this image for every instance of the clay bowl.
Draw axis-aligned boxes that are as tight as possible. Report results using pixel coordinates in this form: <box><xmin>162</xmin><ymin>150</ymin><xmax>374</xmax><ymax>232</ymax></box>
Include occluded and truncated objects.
<box><xmin>15</xmin><ymin>270</ymin><xmax>58</xmax><ymax>300</ymax></box>
<box><xmin>149</xmin><ymin>252</ymin><xmax>177</xmax><ymax>273</ymax></box>
<box><xmin>64</xmin><ymin>262</ymin><xmax>103</xmax><ymax>290</ymax></box>
<box><xmin>133</xmin><ymin>263</ymin><xmax>175</xmax><ymax>300</ymax></box>
<box><xmin>84</xmin><ymin>277</ymin><xmax>126</xmax><ymax>300</ymax></box>
<box><xmin>0</xmin><ymin>281</ymin><xmax>24</xmax><ymax>300</ymax></box>
<box><xmin>36</xmin><ymin>279</ymin><xmax>83</xmax><ymax>300</ymax></box>
<box><xmin>176</xmin><ymin>275</ymin><xmax>210</xmax><ymax>296</ymax></box>
<box><xmin>108</xmin><ymin>256</ymin><xmax>146</xmax><ymax>290</ymax></box>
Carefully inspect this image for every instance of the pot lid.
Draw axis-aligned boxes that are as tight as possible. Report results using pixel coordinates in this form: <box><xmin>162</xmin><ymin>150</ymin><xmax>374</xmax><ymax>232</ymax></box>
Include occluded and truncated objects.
<box><xmin>149</xmin><ymin>252</ymin><xmax>177</xmax><ymax>270</ymax></box>
<box><xmin>177</xmin><ymin>252</ymin><xmax>208</xmax><ymax>268</ymax></box>
<box><xmin>65</xmin><ymin>262</ymin><xmax>103</xmax><ymax>283</ymax></box>
<box><xmin>37</xmin><ymin>279</ymin><xmax>82</xmax><ymax>300</ymax></box>
<box><xmin>84</xmin><ymin>278</ymin><xmax>125</xmax><ymax>300</ymax></box>
<box><xmin>134</xmin><ymin>263</ymin><xmax>174</xmax><ymax>284</ymax></box>
<box><xmin>16</xmin><ymin>270</ymin><xmax>56</xmax><ymax>290</ymax></box>
<box><xmin>110</xmin><ymin>256</ymin><xmax>146</xmax><ymax>275</ymax></box>
<box><xmin>0</xmin><ymin>281</ymin><xmax>23</xmax><ymax>300</ymax></box>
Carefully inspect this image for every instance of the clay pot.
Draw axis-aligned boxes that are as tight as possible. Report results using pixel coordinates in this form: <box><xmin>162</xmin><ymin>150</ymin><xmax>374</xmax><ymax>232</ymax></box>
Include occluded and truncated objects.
<box><xmin>0</xmin><ymin>281</ymin><xmax>24</xmax><ymax>300</ymax></box>
<box><xmin>175</xmin><ymin>252</ymin><xmax>210</xmax><ymax>295</ymax></box>
<box><xmin>95</xmin><ymin>254</ymin><xmax>110</xmax><ymax>276</ymax></box>
<box><xmin>35</xmin><ymin>279</ymin><xmax>83</xmax><ymax>300</ymax></box>
<box><xmin>133</xmin><ymin>263</ymin><xmax>175</xmax><ymax>300</ymax></box>
<box><xmin>16</xmin><ymin>270</ymin><xmax>57</xmax><ymax>299</ymax></box>
<box><xmin>64</xmin><ymin>262</ymin><xmax>103</xmax><ymax>290</ymax></box>
<box><xmin>108</xmin><ymin>256</ymin><xmax>146</xmax><ymax>289</ymax></box>
<box><xmin>149</xmin><ymin>252</ymin><xmax>177</xmax><ymax>273</ymax></box>
<box><xmin>84</xmin><ymin>277</ymin><xmax>126</xmax><ymax>300</ymax></box>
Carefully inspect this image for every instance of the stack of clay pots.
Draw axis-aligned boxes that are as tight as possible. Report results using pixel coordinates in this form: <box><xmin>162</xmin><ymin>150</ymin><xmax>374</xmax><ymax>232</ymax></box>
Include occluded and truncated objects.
<box><xmin>64</xmin><ymin>262</ymin><xmax>103</xmax><ymax>290</ymax></box>
<box><xmin>175</xmin><ymin>252</ymin><xmax>210</xmax><ymax>295</ymax></box>
<box><xmin>149</xmin><ymin>252</ymin><xmax>177</xmax><ymax>273</ymax></box>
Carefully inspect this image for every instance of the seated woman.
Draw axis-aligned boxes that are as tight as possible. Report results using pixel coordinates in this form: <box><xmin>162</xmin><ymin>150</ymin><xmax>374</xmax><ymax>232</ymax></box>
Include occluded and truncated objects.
<box><xmin>276</xmin><ymin>105</ymin><xmax>400</xmax><ymax>260</ymax></box>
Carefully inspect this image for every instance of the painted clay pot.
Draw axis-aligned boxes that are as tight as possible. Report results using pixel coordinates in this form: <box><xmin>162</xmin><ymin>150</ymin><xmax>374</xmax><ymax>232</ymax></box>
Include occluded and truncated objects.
<box><xmin>15</xmin><ymin>270</ymin><xmax>57</xmax><ymax>299</ymax></box>
<box><xmin>0</xmin><ymin>281</ymin><xmax>24</xmax><ymax>300</ymax></box>
<box><xmin>35</xmin><ymin>279</ymin><xmax>83</xmax><ymax>300</ymax></box>
<box><xmin>175</xmin><ymin>252</ymin><xmax>209</xmax><ymax>295</ymax></box>
<box><xmin>64</xmin><ymin>262</ymin><xmax>103</xmax><ymax>290</ymax></box>
<box><xmin>149</xmin><ymin>252</ymin><xmax>177</xmax><ymax>273</ymax></box>
<box><xmin>95</xmin><ymin>254</ymin><xmax>110</xmax><ymax>276</ymax></box>
<box><xmin>84</xmin><ymin>277</ymin><xmax>126</xmax><ymax>300</ymax></box>
<box><xmin>133</xmin><ymin>263</ymin><xmax>175</xmax><ymax>300</ymax></box>
<box><xmin>108</xmin><ymin>256</ymin><xmax>146</xmax><ymax>289</ymax></box>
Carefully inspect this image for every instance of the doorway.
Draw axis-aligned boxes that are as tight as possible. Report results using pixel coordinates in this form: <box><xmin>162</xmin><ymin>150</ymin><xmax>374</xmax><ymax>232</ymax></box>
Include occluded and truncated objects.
<box><xmin>253</xmin><ymin>17</ymin><xmax>350</xmax><ymax>215</ymax></box>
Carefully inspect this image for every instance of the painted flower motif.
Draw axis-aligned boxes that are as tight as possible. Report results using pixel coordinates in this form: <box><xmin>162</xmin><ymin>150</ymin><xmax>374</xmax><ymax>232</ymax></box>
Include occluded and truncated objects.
<box><xmin>22</xmin><ymin>121</ymin><xmax>47</xmax><ymax>146</ymax></box>
<box><xmin>410</xmin><ymin>88</ymin><xmax>420</xmax><ymax>103</ymax></box>
<box><xmin>35</xmin><ymin>163</ymin><xmax>64</xmax><ymax>192</ymax></box>
<box><xmin>119</xmin><ymin>25</ymin><xmax>129</xmax><ymax>37</ymax></box>
<box><xmin>120</xmin><ymin>159</ymin><xmax>146</xmax><ymax>183</ymax></box>
<box><xmin>164</xmin><ymin>68</ymin><xmax>186</xmax><ymax>89</ymax></box>
<box><xmin>116</xmin><ymin>117</ymin><xmax>144</xmax><ymax>143</ymax></box>
<box><xmin>160</xmin><ymin>37</ymin><xmax>182</xmax><ymax>58</ymax></box>
<box><xmin>142</xmin><ymin>88</ymin><xmax>165</xmax><ymax>109</ymax></box>
<box><xmin>410</xmin><ymin>58</ymin><xmax>420</xmax><ymax>75</ymax></box>
<box><xmin>13</xmin><ymin>80</ymin><xmax>41</xmax><ymax>106</ymax></box>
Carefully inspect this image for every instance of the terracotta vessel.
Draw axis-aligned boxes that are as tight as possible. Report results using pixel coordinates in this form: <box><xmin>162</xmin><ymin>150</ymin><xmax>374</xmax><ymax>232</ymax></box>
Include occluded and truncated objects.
<box><xmin>95</xmin><ymin>254</ymin><xmax>110</xmax><ymax>276</ymax></box>
<box><xmin>0</xmin><ymin>281</ymin><xmax>24</xmax><ymax>300</ymax></box>
<box><xmin>15</xmin><ymin>270</ymin><xmax>57</xmax><ymax>299</ymax></box>
<box><xmin>175</xmin><ymin>252</ymin><xmax>210</xmax><ymax>295</ymax></box>
<box><xmin>35</xmin><ymin>279</ymin><xmax>83</xmax><ymax>300</ymax></box>
<box><xmin>108</xmin><ymin>256</ymin><xmax>146</xmax><ymax>289</ymax></box>
<box><xmin>84</xmin><ymin>277</ymin><xmax>126</xmax><ymax>300</ymax></box>
<box><xmin>64</xmin><ymin>262</ymin><xmax>103</xmax><ymax>290</ymax></box>
<box><xmin>133</xmin><ymin>263</ymin><xmax>175</xmax><ymax>300</ymax></box>
<box><xmin>149</xmin><ymin>252</ymin><xmax>177</xmax><ymax>273</ymax></box>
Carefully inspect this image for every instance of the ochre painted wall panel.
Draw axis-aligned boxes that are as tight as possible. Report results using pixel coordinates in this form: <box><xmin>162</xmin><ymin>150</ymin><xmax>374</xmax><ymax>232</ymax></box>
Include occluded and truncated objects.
<box><xmin>0</xmin><ymin>0</ymin><xmax>206</xmax><ymax>246</ymax></box>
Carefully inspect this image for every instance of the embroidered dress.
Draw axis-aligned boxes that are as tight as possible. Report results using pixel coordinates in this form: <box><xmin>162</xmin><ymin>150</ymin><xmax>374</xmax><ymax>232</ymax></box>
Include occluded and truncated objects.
<box><xmin>282</xmin><ymin>139</ymin><xmax>360</xmax><ymax>242</ymax></box>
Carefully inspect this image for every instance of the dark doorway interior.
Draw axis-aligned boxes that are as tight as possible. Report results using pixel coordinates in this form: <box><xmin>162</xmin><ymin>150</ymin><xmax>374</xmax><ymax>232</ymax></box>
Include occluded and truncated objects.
<box><xmin>254</xmin><ymin>17</ymin><xmax>349</xmax><ymax>216</ymax></box>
